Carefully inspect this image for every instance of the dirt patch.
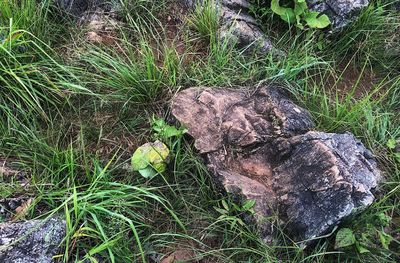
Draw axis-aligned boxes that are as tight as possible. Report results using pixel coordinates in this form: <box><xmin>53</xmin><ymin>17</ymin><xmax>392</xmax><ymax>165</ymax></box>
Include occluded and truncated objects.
<box><xmin>312</xmin><ymin>64</ymin><xmax>378</xmax><ymax>99</ymax></box>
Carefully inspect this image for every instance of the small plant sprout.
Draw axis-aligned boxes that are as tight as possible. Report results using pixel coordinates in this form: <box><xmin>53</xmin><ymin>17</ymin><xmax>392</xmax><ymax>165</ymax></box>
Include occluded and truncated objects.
<box><xmin>214</xmin><ymin>199</ymin><xmax>256</xmax><ymax>230</ymax></box>
<box><xmin>152</xmin><ymin>117</ymin><xmax>187</xmax><ymax>140</ymax></box>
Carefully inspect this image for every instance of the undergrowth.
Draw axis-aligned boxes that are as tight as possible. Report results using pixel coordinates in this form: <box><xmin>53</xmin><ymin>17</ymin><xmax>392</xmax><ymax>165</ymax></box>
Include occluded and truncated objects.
<box><xmin>0</xmin><ymin>0</ymin><xmax>399</xmax><ymax>262</ymax></box>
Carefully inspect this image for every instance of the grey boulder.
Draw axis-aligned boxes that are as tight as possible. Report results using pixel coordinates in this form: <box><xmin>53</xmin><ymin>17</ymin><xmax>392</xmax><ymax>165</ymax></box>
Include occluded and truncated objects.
<box><xmin>171</xmin><ymin>86</ymin><xmax>381</xmax><ymax>243</ymax></box>
<box><xmin>307</xmin><ymin>0</ymin><xmax>369</xmax><ymax>29</ymax></box>
<box><xmin>0</xmin><ymin>218</ymin><xmax>66</xmax><ymax>263</ymax></box>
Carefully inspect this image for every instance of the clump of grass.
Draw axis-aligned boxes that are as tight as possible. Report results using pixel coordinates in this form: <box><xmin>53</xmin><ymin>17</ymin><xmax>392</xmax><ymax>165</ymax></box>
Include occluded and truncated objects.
<box><xmin>76</xmin><ymin>41</ymin><xmax>166</xmax><ymax>104</ymax></box>
<box><xmin>0</xmin><ymin>28</ymin><xmax>88</xmax><ymax>129</ymax></box>
<box><xmin>0</xmin><ymin>0</ymin><xmax>70</xmax><ymax>44</ymax></box>
<box><xmin>188</xmin><ymin>0</ymin><xmax>219</xmax><ymax>42</ymax></box>
<box><xmin>324</xmin><ymin>1</ymin><xmax>400</xmax><ymax>71</ymax></box>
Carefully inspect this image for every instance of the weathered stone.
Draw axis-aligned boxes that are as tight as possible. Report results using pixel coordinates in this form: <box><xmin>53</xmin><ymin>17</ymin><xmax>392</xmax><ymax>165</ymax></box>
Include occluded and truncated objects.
<box><xmin>307</xmin><ymin>0</ymin><xmax>369</xmax><ymax>29</ymax></box>
<box><xmin>0</xmin><ymin>218</ymin><xmax>66</xmax><ymax>263</ymax></box>
<box><xmin>273</xmin><ymin>131</ymin><xmax>379</xmax><ymax>241</ymax></box>
<box><xmin>182</xmin><ymin>0</ymin><xmax>278</xmax><ymax>54</ymax></box>
<box><xmin>171</xmin><ymin>86</ymin><xmax>381</xmax><ymax>243</ymax></box>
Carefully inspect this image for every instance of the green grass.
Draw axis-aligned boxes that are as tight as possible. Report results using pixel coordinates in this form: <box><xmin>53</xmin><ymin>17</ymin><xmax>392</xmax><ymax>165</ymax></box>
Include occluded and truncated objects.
<box><xmin>0</xmin><ymin>0</ymin><xmax>399</xmax><ymax>262</ymax></box>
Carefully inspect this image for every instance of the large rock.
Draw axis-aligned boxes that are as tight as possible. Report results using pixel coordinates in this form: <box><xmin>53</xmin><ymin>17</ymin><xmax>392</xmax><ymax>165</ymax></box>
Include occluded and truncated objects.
<box><xmin>171</xmin><ymin>86</ymin><xmax>380</xmax><ymax>243</ymax></box>
<box><xmin>307</xmin><ymin>0</ymin><xmax>369</xmax><ymax>29</ymax></box>
<box><xmin>0</xmin><ymin>218</ymin><xmax>66</xmax><ymax>262</ymax></box>
<box><xmin>182</xmin><ymin>0</ymin><xmax>278</xmax><ymax>54</ymax></box>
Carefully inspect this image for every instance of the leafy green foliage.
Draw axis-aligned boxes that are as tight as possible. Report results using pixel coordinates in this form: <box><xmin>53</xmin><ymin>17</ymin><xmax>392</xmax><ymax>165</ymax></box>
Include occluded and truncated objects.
<box><xmin>152</xmin><ymin>117</ymin><xmax>187</xmax><ymax>141</ymax></box>
<box><xmin>387</xmin><ymin>138</ymin><xmax>400</xmax><ymax>163</ymax></box>
<box><xmin>333</xmin><ymin>212</ymin><xmax>397</xmax><ymax>255</ymax></box>
<box><xmin>271</xmin><ymin>0</ymin><xmax>331</xmax><ymax>29</ymax></box>
<box><xmin>387</xmin><ymin>138</ymin><xmax>397</xmax><ymax>150</ymax></box>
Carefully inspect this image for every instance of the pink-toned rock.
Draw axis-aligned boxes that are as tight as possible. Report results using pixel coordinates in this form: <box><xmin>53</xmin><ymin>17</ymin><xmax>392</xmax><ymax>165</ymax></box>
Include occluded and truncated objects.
<box><xmin>172</xmin><ymin>86</ymin><xmax>380</xmax><ymax>243</ymax></box>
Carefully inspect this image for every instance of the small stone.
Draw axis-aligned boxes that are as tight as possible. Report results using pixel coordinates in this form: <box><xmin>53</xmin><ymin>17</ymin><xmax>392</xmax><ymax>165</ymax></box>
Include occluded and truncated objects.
<box><xmin>0</xmin><ymin>198</ymin><xmax>31</xmax><ymax>222</ymax></box>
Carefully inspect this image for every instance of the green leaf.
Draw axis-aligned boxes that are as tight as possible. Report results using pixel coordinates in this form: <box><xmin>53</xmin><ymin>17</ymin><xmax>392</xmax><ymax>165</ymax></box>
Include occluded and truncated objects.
<box><xmin>355</xmin><ymin>242</ymin><xmax>370</xmax><ymax>254</ymax></box>
<box><xmin>335</xmin><ymin>228</ymin><xmax>356</xmax><ymax>249</ymax></box>
<box><xmin>152</xmin><ymin>117</ymin><xmax>187</xmax><ymax>139</ymax></box>
<box><xmin>214</xmin><ymin>206</ymin><xmax>228</xmax><ymax>215</ymax></box>
<box><xmin>376</xmin><ymin>212</ymin><xmax>391</xmax><ymax>227</ymax></box>
<box><xmin>304</xmin><ymin>12</ymin><xmax>331</xmax><ymax>29</ymax></box>
<box><xmin>131</xmin><ymin>140</ymin><xmax>170</xmax><ymax>178</ymax></box>
<box><xmin>131</xmin><ymin>147</ymin><xmax>148</xmax><ymax>171</ymax></box>
<box><xmin>138</xmin><ymin>166</ymin><xmax>158</xmax><ymax>179</ymax></box>
<box><xmin>163</xmin><ymin>125</ymin><xmax>184</xmax><ymax>138</ymax></box>
<box><xmin>271</xmin><ymin>0</ymin><xmax>296</xmax><ymax>23</ymax></box>
<box><xmin>242</xmin><ymin>200</ymin><xmax>256</xmax><ymax>211</ymax></box>
<box><xmin>221</xmin><ymin>200</ymin><xmax>230</xmax><ymax>211</ymax></box>
<box><xmin>378</xmin><ymin>231</ymin><xmax>392</xmax><ymax>249</ymax></box>
<box><xmin>387</xmin><ymin>138</ymin><xmax>397</xmax><ymax>150</ymax></box>
<box><xmin>294</xmin><ymin>1</ymin><xmax>308</xmax><ymax>16</ymax></box>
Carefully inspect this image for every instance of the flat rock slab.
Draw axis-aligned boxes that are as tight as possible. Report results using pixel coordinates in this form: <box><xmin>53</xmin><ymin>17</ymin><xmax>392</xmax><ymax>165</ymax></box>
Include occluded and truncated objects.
<box><xmin>172</xmin><ymin>86</ymin><xmax>380</xmax><ymax>242</ymax></box>
<box><xmin>0</xmin><ymin>218</ymin><xmax>66</xmax><ymax>263</ymax></box>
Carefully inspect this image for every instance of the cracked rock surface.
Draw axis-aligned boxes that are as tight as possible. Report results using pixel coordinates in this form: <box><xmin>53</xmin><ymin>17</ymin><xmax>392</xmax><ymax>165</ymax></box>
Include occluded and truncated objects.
<box><xmin>0</xmin><ymin>218</ymin><xmax>66</xmax><ymax>263</ymax></box>
<box><xmin>307</xmin><ymin>0</ymin><xmax>369</xmax><ymax>29</ymax></box>
<box><xmin>171</xmin><ymin>86</ymin><xmax>381</xmax><ymax>242</ymax></box>
<box><xmin>182</xmin><ymin>0</ymin><xmax>277</xmax><ymax>53</ymax></box>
